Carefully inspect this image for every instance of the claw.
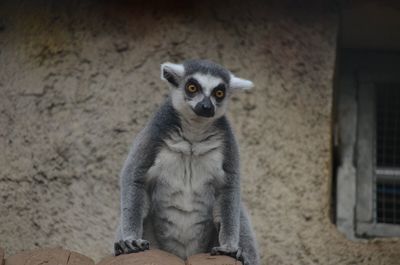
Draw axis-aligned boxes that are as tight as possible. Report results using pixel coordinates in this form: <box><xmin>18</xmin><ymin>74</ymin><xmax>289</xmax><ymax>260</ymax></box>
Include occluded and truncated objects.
<box><xmin>114</xmin><ymin>242</ymin><xmax>123</xmax><ymax>256</ymax></box>
<box><xmin>113</xmin><ymin>239</ymin><xmax>150</xmax><ymax>256</ymax></box>
<box><xmin>211</xmin><ymin>246</ymin><xmax>244</xmax><ymax>263</ymax></box>
<box><xmin>141</xmin><ymin>240</ymin><xmax>150</xmax><ymax>250</ymax></box>
<box><xmin>133</xmin><ymin>239</ymin><xmax>150</xmax><ymax>250</ymax></box>
<box><xmin>125</xmin><ymin>241</ymin><xmax>140</xmax><ymax>253</ymax></box>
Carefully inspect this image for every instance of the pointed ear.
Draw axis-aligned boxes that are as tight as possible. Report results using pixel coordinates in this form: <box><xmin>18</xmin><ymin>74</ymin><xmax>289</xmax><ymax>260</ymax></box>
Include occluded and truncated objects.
<box><xmin>230</xmin><ymin>74</ymin><xmax>254</xmax><ymax>91</ymax></box>
<box><xmin>161</xmin><ymin>62</ymin><xmax>185</xmax><ymax>88</ymax></box>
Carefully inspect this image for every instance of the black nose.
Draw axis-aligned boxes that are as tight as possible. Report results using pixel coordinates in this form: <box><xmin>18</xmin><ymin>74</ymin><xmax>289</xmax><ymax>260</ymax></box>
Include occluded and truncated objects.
<box><xmin>194</xmin><ymin>98</ymin><xmax>215</xmax><ymax>118</ymax></box>
<box><xmin>201</xmin><ymin>101</ymin><xmax>212</xmax><ymax>110</ymax></box>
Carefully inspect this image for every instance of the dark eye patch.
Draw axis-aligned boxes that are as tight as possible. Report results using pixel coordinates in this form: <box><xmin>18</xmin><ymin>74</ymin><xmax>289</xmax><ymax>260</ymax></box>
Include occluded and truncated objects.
<box><xmin>185</xmin><ymin>78</ymin><xmax>202</xmax><ymax>98</ymax></box>
<box><xmin>212</xmin><ymin>84</ymin><xmax>226</xmax><ymax>102</ymax></box>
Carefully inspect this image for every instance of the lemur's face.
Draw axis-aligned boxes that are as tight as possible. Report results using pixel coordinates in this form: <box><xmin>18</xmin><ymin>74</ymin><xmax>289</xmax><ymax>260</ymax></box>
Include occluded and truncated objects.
<box><xmin>161</xmin><ymin>60</ymin><xmax>253</xmax><ymax>120</ymax></box>
<box><xmin>179</xmin><ymin>73</ymin><xmax>228</xmax><ymax>118</ymax></box>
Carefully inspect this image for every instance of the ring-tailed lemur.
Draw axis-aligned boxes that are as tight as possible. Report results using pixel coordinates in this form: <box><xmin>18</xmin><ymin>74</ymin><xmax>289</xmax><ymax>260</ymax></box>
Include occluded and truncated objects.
<box><xmin>114</xmin><ymin>59</ymin><xmax>259</xmax><ymax>265</ymax></box>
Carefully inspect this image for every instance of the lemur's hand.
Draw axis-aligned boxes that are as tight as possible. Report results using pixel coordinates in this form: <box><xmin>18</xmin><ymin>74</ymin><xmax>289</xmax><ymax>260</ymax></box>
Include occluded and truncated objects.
<box><xmin>114</xmin><ymin>238</ymin><xmax>150</xmax><ymax>256</ymax></box>
<box><xmin>211</xmin><ymin>245</ymin><xmax>243</xmax><ymax>262</ymax></box>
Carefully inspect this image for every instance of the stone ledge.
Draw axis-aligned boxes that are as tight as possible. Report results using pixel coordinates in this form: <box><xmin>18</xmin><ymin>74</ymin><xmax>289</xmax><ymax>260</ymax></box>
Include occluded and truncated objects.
<box><xmin>1</xmin><ymin>247</ymin><xmax>242</xmax><ymax>265</ymax></box>
<box><xmin>4</xmin><ymin>248</ymin><xmax>93</xmax><ymax>265</ymax></box>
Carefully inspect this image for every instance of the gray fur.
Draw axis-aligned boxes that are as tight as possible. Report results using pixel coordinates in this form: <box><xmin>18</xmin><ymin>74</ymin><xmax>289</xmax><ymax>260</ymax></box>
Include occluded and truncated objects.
<box><xmin>183</xmin><ymin>59</ymin><xmax>231</xmax><ymax>84</ymax></box>
<box><xmin>115</xmin><ymin>60</ymin><xmax>259</xmax><ymax>265</ymax></box>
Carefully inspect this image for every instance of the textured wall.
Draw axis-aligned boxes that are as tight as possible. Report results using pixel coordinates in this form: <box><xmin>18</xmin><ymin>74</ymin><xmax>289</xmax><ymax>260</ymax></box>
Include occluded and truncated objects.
<box><xmin>1</xmin><ymin>0</ymin><xmax>399</xmax><ymax>264</ymax></box>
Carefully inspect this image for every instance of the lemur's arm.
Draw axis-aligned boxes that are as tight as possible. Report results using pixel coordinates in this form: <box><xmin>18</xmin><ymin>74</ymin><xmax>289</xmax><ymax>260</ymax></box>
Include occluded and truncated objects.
<box><xmin>212</xmin><ymin>118</ymin><xmax>242</xmax><ymax>258</ymax></box>
<box><xmin>120</xmin><ymin>128</ymin><xmax>154</xmax><ymax>237</ymax></box>
<box><xmin>115</xmin><ymin>99</ymin><xmax>180</xmax><ymax>256</ymax></box>
<box><xmin>115</xmin><ymin>126</ymin><xmax>157</xmax><ymax>254</ymax></box>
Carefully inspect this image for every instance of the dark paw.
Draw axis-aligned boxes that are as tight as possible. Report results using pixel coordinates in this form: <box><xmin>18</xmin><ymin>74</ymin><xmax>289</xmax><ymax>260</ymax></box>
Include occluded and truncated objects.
<box><xmin>114</xmin><ymin>239</ymin><xmax>150</xmax><ymax>256</ymax></box>
<box><xmin>211</xmin><ymin>246</ymin><xmax>243</xmax><ymax>263</ymax></box>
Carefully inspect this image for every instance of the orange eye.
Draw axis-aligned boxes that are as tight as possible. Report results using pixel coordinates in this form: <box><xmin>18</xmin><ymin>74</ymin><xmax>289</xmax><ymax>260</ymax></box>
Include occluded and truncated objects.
<box><xmin>187</xmin><ymin>84</ymin><xmax>198</xmax><ymax>93</ymax></box>
<box><xmin>215</xmin><ymin>90</ymin><xmax>225</xmax><ymax>98</ymax></box>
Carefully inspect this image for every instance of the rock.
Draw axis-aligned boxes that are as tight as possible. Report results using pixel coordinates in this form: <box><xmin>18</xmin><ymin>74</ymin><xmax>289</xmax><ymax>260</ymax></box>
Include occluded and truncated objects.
<box><xmin>4</xmin><ymin>248</ymin><xmax>94</xmax><ymax>265</ymax></box>
<box><xmin>187</xmin><ymin>253</ymin><xmax>242</xmax><ymax>265</ymax></box>
<box><xmin>97</xmin><ymin>250</ymin><xmax>242</xmax><ymax>265</ymax></box>
<box><xmin>97</xmin><ymin>249</ymin><xmax>184</xmax><ymax>265</ymax></box>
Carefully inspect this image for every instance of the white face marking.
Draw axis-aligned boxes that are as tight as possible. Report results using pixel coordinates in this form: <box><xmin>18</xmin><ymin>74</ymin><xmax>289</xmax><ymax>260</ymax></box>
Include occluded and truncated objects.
<box><xmin>171</xmin><ymin>89</ymin><xmax>196</xmax><ymax>118</ymax></box>
<box><xmin>171</xmin><ymin>72</ymin><xmax>229</xmax><ymax>121</ymax></box>
<box><xmin>192</xmin><ymin>73</ymin><xmax>223</xmax><ymax>96</ymax></box>
<box><xmin>186</xmin><ymin>89</ymin><xmax>204</xmax><ymax>109</ymax></box>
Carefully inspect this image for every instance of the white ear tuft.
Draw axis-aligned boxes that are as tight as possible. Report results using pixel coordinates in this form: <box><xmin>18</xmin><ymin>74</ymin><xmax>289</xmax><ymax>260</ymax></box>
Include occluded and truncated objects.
<box><xmin>160</xmin><ymin>62</ymin><xmax>185</xmax><ymax>87</ymax></box>
<box><xmin>230</xmin><ymin>75</ymin><xmax>254</xmax><ymax>91</ymax></box>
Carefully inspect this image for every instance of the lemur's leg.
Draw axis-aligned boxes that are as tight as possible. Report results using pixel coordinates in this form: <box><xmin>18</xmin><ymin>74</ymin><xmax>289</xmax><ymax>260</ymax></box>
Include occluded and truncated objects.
<box><xmin>212</xmin><ymin>196</ymin><xmax>242</xmax><ymax>261</ymax></box>
<box><xmin>238</xmin><ymin>204</ymin><xmax>260</xmax><ymax>265</ymax></box>
<box><xmin>142</xmin><ymin>216</ymin><xmax>160</xmax><ymax>249</ymax></box>
<box><xmin>213</xmin><ymin>202</ymin><xmax>259</xmax><ymax>264</ymax></box>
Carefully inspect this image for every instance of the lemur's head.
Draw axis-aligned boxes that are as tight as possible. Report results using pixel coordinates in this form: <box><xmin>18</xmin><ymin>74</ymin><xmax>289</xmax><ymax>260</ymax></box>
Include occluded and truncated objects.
<box><xmin>161</xmin><ymin>59</ymin><xmax>253</xmax><ymax>120</ymax></box>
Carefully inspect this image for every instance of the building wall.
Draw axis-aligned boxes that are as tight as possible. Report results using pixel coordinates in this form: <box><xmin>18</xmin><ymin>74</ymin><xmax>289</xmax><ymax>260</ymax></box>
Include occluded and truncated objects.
<box><xmin>341</xmin><ymin>1</ymin><xmax>400</xmax><ymax>51</ymax></box>
<box><xmin>1</xmin><ymin>0</ymin><xmax>399</xmax><ymax>264</ymax></box>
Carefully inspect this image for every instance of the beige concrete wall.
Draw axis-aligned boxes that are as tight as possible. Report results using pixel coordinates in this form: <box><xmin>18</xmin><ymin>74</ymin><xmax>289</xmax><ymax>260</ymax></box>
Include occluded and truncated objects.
<box><xmin>1</xmin><ymin>0</ymin><xmax>399</xmax><ymax>264</ymax></box>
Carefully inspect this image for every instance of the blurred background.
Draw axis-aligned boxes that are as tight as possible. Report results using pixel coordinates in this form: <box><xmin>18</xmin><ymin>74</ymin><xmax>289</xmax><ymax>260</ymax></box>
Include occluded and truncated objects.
<box><xmin>1</xmin><ymin>0</ymin><xmax>400</xmax><ymax>264</ymax></box>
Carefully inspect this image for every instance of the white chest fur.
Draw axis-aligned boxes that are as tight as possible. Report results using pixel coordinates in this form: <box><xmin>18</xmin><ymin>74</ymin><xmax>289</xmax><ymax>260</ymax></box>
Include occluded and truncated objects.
<box><xmin>146</xmin><ymin>131</ymin><xmax>225</xmax><ymax>257</ymax></box>
<box><xmin>147</xmin><ymin>132</ymin><xmax>225</xmax><ymax>192</ymax></box>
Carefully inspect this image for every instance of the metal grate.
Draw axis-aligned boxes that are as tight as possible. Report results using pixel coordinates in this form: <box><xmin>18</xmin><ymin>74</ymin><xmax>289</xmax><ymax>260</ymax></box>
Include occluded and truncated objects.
<box><xmin>375</xmin><ymin>84</ymin><xmax>400</xmax><ymax>168</ymax></box>
<box><xmin>375</xmin><ymin>83</ymin><xmax>400</xmax><ymax>224</ymax></box>
<box><xmin>377</xmin><ymin>182</ymin><xmax>400</xmax><ymax>224</ymax></box>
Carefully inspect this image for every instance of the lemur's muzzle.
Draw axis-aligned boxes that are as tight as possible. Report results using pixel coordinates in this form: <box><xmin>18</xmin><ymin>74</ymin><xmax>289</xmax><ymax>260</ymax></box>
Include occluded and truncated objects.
<box><xmin>194</xmin><ymin>97</ymin><xmax>215</xmax><ymax>118</ymax></box>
